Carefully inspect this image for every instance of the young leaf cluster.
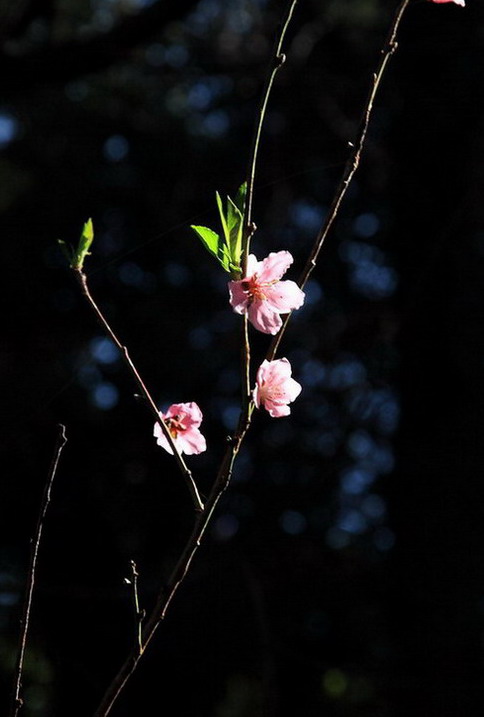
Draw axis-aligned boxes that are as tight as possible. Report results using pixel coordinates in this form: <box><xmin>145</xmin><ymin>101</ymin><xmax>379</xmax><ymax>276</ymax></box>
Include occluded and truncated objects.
<box><xmin>58</xmin><ymin>219</ymin><xmax>94</xmax><ymax>271</ymax></box>
<box><xmin>191</xmin><ymin>183</ymin><xmax>246</xmax><ymax>278</ymax></box>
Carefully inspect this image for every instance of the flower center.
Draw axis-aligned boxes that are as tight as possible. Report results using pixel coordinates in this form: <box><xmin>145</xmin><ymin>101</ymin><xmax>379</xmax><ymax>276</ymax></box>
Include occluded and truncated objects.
<box><xmin>241</xmin><ymin>274</ymin><xmax>278</xmax><ymax>303</ymax></box>
<box><xmin>260</xmin><ymin>382</ymin><xmax>283</xmax><ymax>402</ymax></box>
<box><xmin>165</xmin><ymin>414</ymin><xmax>185</xmax><ymax>438</ymax></box>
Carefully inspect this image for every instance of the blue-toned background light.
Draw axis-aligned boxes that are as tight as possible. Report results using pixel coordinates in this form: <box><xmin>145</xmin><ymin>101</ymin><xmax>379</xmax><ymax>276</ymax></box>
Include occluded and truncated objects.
<box><xmin>353</xmin><ymin>212</ymin><xmax>380</xmax><ymax>238</ymax></box>
<box><xmin>89</xmin><ymin>337</ymin><xmax>120</xmax><ymax>365</ymax></box>
<box><xmin>103</xmin><ymin>134</ymin><xmax>129</xmax><ymax>163</ymax></box>
<box><xmin>91</xmin><ymin>382</ymin><xmax>119</xmax><ymax>410</ymax></box>
<box><xmin>340</xmin><ymin>467</ymin><xmax>376</xmax><ymax>496</ymax></box>
<box><xmin>280</xmin><ymin>509</ymin><xmax>307</xmax><ymax>535</ymax></box>
<box><xmin>189</xmin><ymin>326</ymin><xmax>212</xmax><ymax>349</ymax></box>
<box><xmin>213</xmin><ymin>514</ymin><xmax>239</xmax><ymax>540</ymax></box>
<box><xmin>163</xmin><ymin>261</ymin><xmax>191</xmax><ymax>287</ymax></box>
<box><xmin>0</xmin><ymin>113</ymin><xmax>18</xmax><ymax>148</ymax></box>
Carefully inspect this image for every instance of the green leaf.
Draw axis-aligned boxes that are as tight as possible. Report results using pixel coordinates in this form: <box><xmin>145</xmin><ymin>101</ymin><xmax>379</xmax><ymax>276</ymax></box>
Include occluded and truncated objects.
<box><xmin>215</xmin><ymin>191</ymin><xmax>229</xmax><ymax>245</ymax></box>
<box><xmin>226</xmin><ymin>196</ymin><xmax>243</xmax><ymax>269</ymax></box>
<box><xmin>191</xmin><ymin>225</ymin><xmax>219</xmax><ymax>256</ymax></box>
<box><xmin>191</xmin><ymin>185</ymin><xmax>246</xmax><ymax>277</ymax></box>
<box><xmin>73</xmin><ymin>218</ymin><xmax>94</xmax><ymax>270</ymax></box>
<box><xmin>234</xmin><ymin>182</ymin><xmax>247</xmax><ymax>214</ymax></box>
<box><xmin>191</xmin><ymin>225</ymin><xmax>232</xmax><ymax>273</ymax></box>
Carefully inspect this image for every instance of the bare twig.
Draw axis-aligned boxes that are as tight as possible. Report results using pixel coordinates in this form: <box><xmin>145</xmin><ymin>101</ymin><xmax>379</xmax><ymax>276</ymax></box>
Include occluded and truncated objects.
<box><xmin>126</xmin><ymin>561</ymin><xmax>143</xmax><ymax>656</ymax></box>
<box><xmin>74</xmin><ymin>269</ymin><xmax>204</xmax><ymax>513</ymax></box>
<box><xmin>240</xmin><ymin>0</ymin><xmax>299</xmax><ymax>405</ymax></box>
<box><xmin>9</xmin><ymin>424</ymin><xmax>67</xmax><ymax>717</ymax></box>
<box><xmin>267</xmin><ymin>0</ymin><xmax>412</xmax><ymax>362</ymax></box>
<box><xmin>242</xmin><ymin>0</ymin><xmax>298</xmax><ymax>270</ymax></box>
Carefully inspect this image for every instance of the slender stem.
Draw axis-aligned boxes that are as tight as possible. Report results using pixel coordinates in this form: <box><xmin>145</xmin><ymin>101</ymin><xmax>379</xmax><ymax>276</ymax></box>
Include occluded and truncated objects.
<box><xmin>9</xmin><ymin>424</ymin><xmax>67</xmax><ymax>717</ymax></box>
<box><xmin>128</xmin><ymin>561</ymin><xmax>143</xmax><ymax>656</ymax></box>
<box><xmin>242</xmin><ymin>0</ymin><xmax>298</xmax><ymax>272</ymax></box>
<box><xmin>241</xmin><ymin>315</ymin><xmax>251</xmax><ymax>408</ymax></box>
<box><xmin>266</xmin><ymin>0</ymin><xmax>412</xmax><ymax>362</ymax></box>
<box><xmin>74</xmin><ymin>269</ymin><xmax>204</xmax><ymax>513</ymax></box>
<box><xmin>240</xmin><ymin>0</ymin><xmax>298</xmax><ymax>406</ymax></box>
<box><xmin>91</xmin><ymin>4</ymin><xmax>298</xmax><ymax>713</ymax></box>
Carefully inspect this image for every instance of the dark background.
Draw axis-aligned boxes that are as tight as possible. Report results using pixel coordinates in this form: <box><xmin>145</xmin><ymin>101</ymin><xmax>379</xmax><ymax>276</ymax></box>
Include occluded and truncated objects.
<box><xmin>1</xmin><ymin>0</ymin><xmax>483</xmax><ymax>715</ymax></box>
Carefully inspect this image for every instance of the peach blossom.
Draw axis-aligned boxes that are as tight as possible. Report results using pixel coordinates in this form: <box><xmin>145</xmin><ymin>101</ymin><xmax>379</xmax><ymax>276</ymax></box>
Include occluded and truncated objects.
<box><xmin>228</xmin><ymin>251</ymin><xmax>305</xmax><ymax>335</ymax></box>
<box><xmin>154</xmin><ymin>402</ymin><xmax>206</xmax><ymax>455</ymax></box>
<box><xmin>254</xmin><ymin>358</ymin><xmax>302</xmax><ymax>417</ymax></box>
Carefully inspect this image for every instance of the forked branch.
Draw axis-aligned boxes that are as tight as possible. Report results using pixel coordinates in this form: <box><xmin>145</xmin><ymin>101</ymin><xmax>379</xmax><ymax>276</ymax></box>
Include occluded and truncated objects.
<box><xmin>90</xmin><ymin>1</ymin><xmax>412</xmax><ymax>713</ymax></box>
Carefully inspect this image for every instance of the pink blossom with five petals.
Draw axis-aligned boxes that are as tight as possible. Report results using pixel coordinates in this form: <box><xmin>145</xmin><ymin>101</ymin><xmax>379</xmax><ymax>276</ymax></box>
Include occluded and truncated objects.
<box><xmin>253</xmin><ymin>358</ymin><xmax>302</xmax><ymax>418</ymax></box>
<box><xmin>154</xmin><ymin>402</ymin><xmax>207</xmax><ymax>455</ymax></box>
<box><xmin>228</xmin><ymin>251</ymin><xmax>305</xmax><ymax>335</ymax></box>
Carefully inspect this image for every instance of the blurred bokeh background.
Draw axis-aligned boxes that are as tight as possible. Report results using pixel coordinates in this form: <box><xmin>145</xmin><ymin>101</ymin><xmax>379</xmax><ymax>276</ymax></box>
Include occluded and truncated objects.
<box><xmin>1</xmin><ymin>0</ymin><xmax>483</xmax><ymax>715</ymax></box>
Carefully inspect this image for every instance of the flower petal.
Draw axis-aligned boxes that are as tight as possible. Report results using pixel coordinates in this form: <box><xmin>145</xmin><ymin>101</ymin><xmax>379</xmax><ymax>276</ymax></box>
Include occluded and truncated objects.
<box><xmin>246</xmin><ymin>254</ymin><xmax>260</xmax><ymax>277</ymax></box>
<box><xmin>153</xmin><ymin>421</ymin><xmax>174</xmax><ymax>455</ymax></box>
<box><xmin>265</xmin><ymin>400</ymin><xmax>291</xmax><ymax>418</ymax></box>
<box><xmin>178</xmin><ymin>428</ymin><xmax>207</xmax><ymax>455</ymax></box>
<box><xmin>261</xmin><ymin>357</ymin><xmax>292</xmax><ymax>383</ymax></box>
<box><xmin>278</xmin><ymin>376</ymin><xmax>302</xmax><ymax>403</ymax></box>
<box><xmin>228</xmin><ymin>280</ymin><xmax>249</xmax><ymax>314</ymax></box>
<box><xmin>264</xmin><ymin>280</ymin><xmax>305</xmax><ymax>313</ymax></box>
<box><xmin>258</xmin><ymin>251</ymin><xmax>294</xmax><ymax>282</ymax></box>
<box><xmin>248</xmin><ymin>300</ymin><xmax>282</xmax><ymax>334</ymax></box>
<box><xmin>166</xmin><ymin>402</ymin><xmax>203</xmax><ymax>428</ymax></box>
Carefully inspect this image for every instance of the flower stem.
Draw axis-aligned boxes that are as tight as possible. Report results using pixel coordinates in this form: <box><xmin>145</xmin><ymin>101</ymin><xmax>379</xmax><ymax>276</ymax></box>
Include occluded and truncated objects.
<box><xmin>240</xmin><ymin>0</ymin><xmax>298</xmax><ymax>409</ymax></box>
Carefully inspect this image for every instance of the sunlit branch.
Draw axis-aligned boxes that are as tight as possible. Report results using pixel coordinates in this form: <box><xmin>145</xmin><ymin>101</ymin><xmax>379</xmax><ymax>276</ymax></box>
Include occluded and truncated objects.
<box><xmin>242</xmin><ymin>0</ymin><xmax>298</xmax><ymax>271</ymax></box>
<box><xmin>266</xmin><ymin>0</ymin><xmax>412</xmax><ymax>362</ymax></box>
<box><xmin>74</xmin><ymin>269</ymin><xmax>204</xmax><ymax>513</ymax></box>
<box><xmin>9</xmin><ymin>424</ymin><xmax>67</xmax><ymax>717</ymax></box>
<box><xmin>240</xmin><ymin>0</ymin><xmax>298</xmax><ymax>404</ymax></box>
<box><xmin>126</xmin><ymin>560</ymin><xmax>144</xmax><ymax>656</ymax></box>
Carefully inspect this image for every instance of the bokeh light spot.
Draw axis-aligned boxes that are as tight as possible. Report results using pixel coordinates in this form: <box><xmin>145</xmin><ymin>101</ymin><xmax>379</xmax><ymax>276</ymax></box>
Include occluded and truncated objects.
<box><xmin>92</xmin><ymin>382</ymin><xmax>119</xmax><ymax>410</ymax></box>
<box><xmin>279</xmin><ymin>510</ymin><xmax>307</xmax><ymax>535</ymax></box>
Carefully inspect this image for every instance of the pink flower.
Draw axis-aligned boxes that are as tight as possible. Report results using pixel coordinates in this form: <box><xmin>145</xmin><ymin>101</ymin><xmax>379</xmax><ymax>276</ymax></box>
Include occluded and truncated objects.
<box><xmin>253</xmin><ymin>358</ymin><xmax>302</xmax><ymax>417</ymax></box>
<box><xmin>154</xmin><ymin>402</ymin><xmax>207</xmax><ymax>455</ymax></box>
<box><xmin>228</xmin><ymin>251</ymin><xmax>305</xmax><ymax>335</ymax></box>
<box><xmin>430</xmin><ymin>0</ymin><xmax>465</xmax><ymax>5</ymax></box>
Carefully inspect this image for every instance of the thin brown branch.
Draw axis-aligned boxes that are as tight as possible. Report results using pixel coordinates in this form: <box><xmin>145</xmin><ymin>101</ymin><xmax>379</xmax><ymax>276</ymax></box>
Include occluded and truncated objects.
<box><xmin>266</xmin><ymin>0</ymin><xmax>412</xmax><ymax>362</ymax></box>
<box><xmin>242</xmin><ymin>0</ymin><xmax>298</xmax><ymax>273</ymax></box>
<box><xmin>240</xmin><ymin>0</ymin><xmax>298</xmax><ymax>405</ymax></box>
<box><xmin>9</xmin><ymin>424</ymin><xmax>67</xmax><ymax>717</ymax></box>
<box><xmin>93</xmin><ymin>410</ymin><xmax>253</xmax><ymax>717</ymax></box>
<box><xmin>75</xmin><ymin>269</ymin><xmax>204</xmax><ymax>513</ymax></box>
<box><xmin>126</xmin><ymin>561</ymin><xmax>143</xmax><ymax>656</ymax></box>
